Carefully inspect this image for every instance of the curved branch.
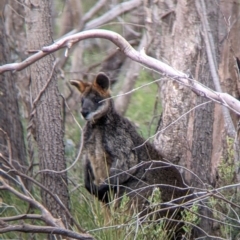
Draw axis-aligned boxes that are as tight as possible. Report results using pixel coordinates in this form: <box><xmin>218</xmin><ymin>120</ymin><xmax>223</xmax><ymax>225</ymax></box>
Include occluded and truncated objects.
<box><xmin>1</xmin><ymin>29</ymin><xmax>240</xmax><ymax>115</ymax></box>
<box><xmin>0</xmin><ymin>221</ymin><xmax>94</xmax><ymax>240</ymax></box>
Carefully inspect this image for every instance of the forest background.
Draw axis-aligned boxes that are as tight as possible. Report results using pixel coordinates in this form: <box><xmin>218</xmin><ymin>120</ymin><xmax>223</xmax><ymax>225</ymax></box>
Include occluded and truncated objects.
<box><xmin>1</xmin><ymin>0</ymin><xmax>240</xmax><ymax>239</ymax></box>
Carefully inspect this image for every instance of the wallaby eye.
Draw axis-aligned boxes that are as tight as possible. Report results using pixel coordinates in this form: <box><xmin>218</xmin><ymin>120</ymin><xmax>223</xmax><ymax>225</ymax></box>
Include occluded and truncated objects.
<box><xmin>93</xmin><ymin>96</ymin><xmax>101</xmax><ymax>104</ymax></box>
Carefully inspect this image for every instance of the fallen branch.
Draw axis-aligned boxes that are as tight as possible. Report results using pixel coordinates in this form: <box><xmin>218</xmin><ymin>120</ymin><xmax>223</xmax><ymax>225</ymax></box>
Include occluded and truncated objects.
<box><xmin>0</xmin><ymin>29</ymin><xmax>240</xmax><ymax>115</ymax></box>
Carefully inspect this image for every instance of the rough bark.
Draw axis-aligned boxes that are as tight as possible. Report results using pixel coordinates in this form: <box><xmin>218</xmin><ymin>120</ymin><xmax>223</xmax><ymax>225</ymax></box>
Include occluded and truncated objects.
<box><xmin>154</xmin><ymin>0</ymin><xmax>214</xmax><ymax>237</ymax></box>
<box><xmin>154</xmin><ymin>0</ymin><xmax>212</xmax><ymax>180</ymax></box>
<box><xmin>154</xmin><ymin>0</ymin><xmax>240</xmax><ymax>237</ymax></box>
<box><xmin>3</xmin><ymin>0</ymin><xmax>32</xmax><ymax>120</ymax></box>
<box><xmin>24</xmin><ymin>0</ymin><xmax>70</xmax><ymax>228</ymax></box>
<box><xmin>218</xmin><ymin>1</ymin><xmax>240</xmax><ymax>136</ymax></box>
<box><xmin>0</xmin><ymin>3</ymin><xmax>27</xmax><ymax>175</ymax></box>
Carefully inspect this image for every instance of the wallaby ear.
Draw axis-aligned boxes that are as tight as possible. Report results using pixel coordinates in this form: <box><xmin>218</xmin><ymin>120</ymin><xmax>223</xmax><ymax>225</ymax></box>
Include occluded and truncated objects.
<box><xmin>94</xmin><ymin>72</ymin><xmax>110</xmax><ymax>91</ymax></box>
<box><xmin>70</xmin><ymin>80</ymin><xmax>88</xmax><ymax>93</ymax></box>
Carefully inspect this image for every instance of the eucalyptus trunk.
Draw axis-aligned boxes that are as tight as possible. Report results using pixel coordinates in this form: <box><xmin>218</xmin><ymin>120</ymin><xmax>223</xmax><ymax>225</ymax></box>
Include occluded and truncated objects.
<box><xmin>154</xmin><ymin>0</ymin><xmax>240</xmax><ymax>237</ymax></box>
<box><xmin>24</xmin><ymin>0</ymin><xmax>70</xmax><ymax>227</ymax></box>
<box><xmin>0</xmin><ymin>5</ymin><xmax>27</xmax><ymax>176</ymax></box>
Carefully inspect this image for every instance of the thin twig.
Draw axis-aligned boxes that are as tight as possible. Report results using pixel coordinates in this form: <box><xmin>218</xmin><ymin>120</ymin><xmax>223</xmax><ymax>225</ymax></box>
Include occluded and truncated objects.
<box><xmin>134</xmin><ymin>100</ymin><xmax>212</xmax><ymax>149</ymax></box>
<box><xmin>32</xmin><ymin>60</ymin><xmax>58</xmax><ymax>108</ymax></box>
<box><xmin>1</xmin><ymin>214</ymin><xmax>43</xmax><ymax>222</ymax></box>
<box><xmin>0</xmin><ymin>129</ymin><xmax>29</xmax><ymax>196</ymax></box>
<box><xmin>82</xmin><ymin>0</ymin><xmax>107</xmax><ymax>23</ymax></box>
<box><xmin>58</xmin><ymin>0</ymin><xmax>142</xmax><ymax>39</ymax></box>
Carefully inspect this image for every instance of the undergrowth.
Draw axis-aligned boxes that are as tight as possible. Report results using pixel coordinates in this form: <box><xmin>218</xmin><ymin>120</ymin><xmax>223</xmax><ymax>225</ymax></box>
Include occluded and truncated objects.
<box><xmin>208</xmin><ymin>137</ymin><xmax>240</xmax><ymax>239</ymax></box>
<box><xmin>69</xmin><ymin>185</ymin><xmax>198</xmax><ymax>240</ymax></box>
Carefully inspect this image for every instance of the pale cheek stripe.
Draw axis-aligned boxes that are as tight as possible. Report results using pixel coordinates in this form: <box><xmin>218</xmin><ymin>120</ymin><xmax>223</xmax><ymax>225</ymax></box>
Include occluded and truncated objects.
<box><xmin>86</xmin><ymin>101</ymin><xmax>110</xmax><ymax>121</ymax></box>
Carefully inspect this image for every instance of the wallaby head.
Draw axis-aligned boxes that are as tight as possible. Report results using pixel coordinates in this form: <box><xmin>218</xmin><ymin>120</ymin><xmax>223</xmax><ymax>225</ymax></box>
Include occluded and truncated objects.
<box><xmin>70</xmin><ymin>72</ymin><xmax>112</xmax><ymax>121</ymax></box>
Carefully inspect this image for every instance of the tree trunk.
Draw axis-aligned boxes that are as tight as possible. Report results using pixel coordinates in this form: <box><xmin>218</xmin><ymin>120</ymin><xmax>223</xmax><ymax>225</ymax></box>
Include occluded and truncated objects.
<box><xmin>153</xmin><ymin>0</ymin><xmax>240</xmax><ymax>237</ymax></box>
<box><xmin>24</xmin><ymin>0</ymin><xmax>70</xmax><ymax>228</ymax></box>
<box><xmin>0</xmin><ymin>2</ymin><xmax>27</xmax><ymax>175</ymax></box>
<box><xmin>4</xmin><ymin>0</ymin><xmax>31</xmax><ymax>118</ymax></box>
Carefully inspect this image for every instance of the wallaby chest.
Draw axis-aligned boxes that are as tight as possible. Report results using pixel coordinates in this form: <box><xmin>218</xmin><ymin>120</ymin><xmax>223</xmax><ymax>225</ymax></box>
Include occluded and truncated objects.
<box><xmin>83</xmin><ymin>125</ymin><xmax>112</xmax><ymax>186</ymax></box>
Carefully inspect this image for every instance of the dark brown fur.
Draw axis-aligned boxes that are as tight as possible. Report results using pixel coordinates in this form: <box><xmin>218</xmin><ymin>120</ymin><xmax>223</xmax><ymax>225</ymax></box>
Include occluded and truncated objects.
<box><xmin>71</xmin><ymin>73</ymin><xmax>192</xmax><ymax>236</ymax></box>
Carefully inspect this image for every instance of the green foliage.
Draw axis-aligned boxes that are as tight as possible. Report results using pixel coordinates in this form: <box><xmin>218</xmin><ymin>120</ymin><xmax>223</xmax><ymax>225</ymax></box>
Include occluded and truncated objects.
<box><xmin>148</xmin><ymin>187</ymin><xmax>162</xmax><ymax>207</ymax></box>
<box><xmin>208</xmin><ymin>137</ymin><xmax>240</xmax><ymax>239</ymax></box>
<box><xmin>70</xmin><ymin>189</ymin><xmax>134</xmax><ymax>240</ymax></box>
<box><xmin>181</xmin><ymin>203</ymin><xmax>200</xmax><ymax>237</ymax></box>
<box><xmin>70</xmin><ymin>185</ymin><xmax>194</xmax><ymax>240</ymax></box>
<box><xmin>137</xmin><ymin>188</ymin><xmax>170</xmax><ymax>240</ymax></box>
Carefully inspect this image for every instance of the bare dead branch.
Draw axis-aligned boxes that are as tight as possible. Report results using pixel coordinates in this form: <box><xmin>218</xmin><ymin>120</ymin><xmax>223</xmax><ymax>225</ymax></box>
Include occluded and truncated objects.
<box><xmin>0</xmin><ymin>51</ymin><xmax>48</xmax><ymax>72</ymax></box>
<box><xmin>0</xmin><ymin>221</ymin><xmax>94</xmax><ymax>240</ymax></box>
<box><xmin>0</xmin><ymin>155</ymin><xmax>84</xmax><ymax>233</ymax></box>
<box><xmin>136</xmin><ymin>101</ymin><xmax>212</xmax><ymax>149</ymax></box>
<box><xmin>1</xmin><ymin>29</ymin><xmax>240</xmax><ymax>116</ymax></box>
<box><xmin>0</xmin><ymin>176</ymin><xmax>60</xmax><ymax>227</ymax></box>
<box><xmin>60</xmin><ymin>0</ymin><xmax>142</xmax><ymax>38</ymax></box>
<box><xmin>82</xmin><ymin>0</ymin><xmax>107</xmax><ymax>23</ymax></box>
<box><xmin>0</xmin><ymin>165</ymin><xmax>85</xmax><ymax>233</ymax></box>
<box><xmin>1</xmin><ymin>214</ymin><xmax>43</xmax><ymax>222</ymax></box>
<box><xmin>56</xmin><ymin>0</ymin><xmax>142</xmax><ymax>70</ymax></box>
<box><xmin>0</xmin><ymin>129</ymin><xmax>29</xmax><ymax>196</ymax></box>
<box><xmin>84</xmin><ymin>0</ymin><xmax>141</xmax><ymax>30</ymax></box>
